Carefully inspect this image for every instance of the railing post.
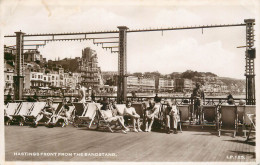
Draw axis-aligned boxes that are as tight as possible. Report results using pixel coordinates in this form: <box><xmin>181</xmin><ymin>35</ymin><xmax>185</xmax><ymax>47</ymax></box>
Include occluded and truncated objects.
<box><xmin>117</xmin><ymin>26</ymin><xmax>128</xmax><ymax>104</ymax></box>
<box><xmin>13</xmin><ymin>31</ymin><xmax>25</xmax><ymax>101</ymax></box>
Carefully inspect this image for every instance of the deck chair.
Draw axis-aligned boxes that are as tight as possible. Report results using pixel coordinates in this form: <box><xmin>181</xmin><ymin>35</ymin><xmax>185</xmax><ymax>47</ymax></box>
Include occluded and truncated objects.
<box><xmin>237</xmin><ymin>106</ymin><xmax>245</xmax><ymax>125</ymax></box>
<box><xmin>202</xmin><ymin>105</ymin><xmax>218</xmax><ymax>128</ymax></box>
<box><xmin>178</xmin><ymin>105</ymin><xmax>191</xmax><ymax>126</ymax></box>
<box><xmin>73</xmin><ymin>103</ymin><xmax>99</xmax><ymax>128</ymax></box>
<box><xmin>47</xmin><ymin>103</ymin><xmax>66</xmax><ymax>126</ymax></box>
<box><xmin>150</xmin><ymin>103</ymin><xmax>163</xmax><ymax>130</ymax></box>
<box><xmin>24</xmin><ymin>102</ymin><xmax>47</xmax><ymax>124</ymax></box>
<box><xmin>4</xmin><ymin>103</ymin><xmax>21</xmax><ymax>125</ymax></box>
<box><xmin>79</xmin><ymin>103</ymin><xmax>99</xmax><ymax>128</ymax></box>
<box><xmin>66</xmin><ymin>105</ymin><xmax>76</xmax><ymax>122</ymax></box>
<box><xmin>96</xmin><ymin>108</ymin><xmax>122</xmax><ymax>132</ymax></box>
<box><xmin>246</xmin><ymin>114</ymin><xmax>255</xmax><ymax>141</ymax></box>
<box><xmin>72</xmin><ymin>102</ymin><xmax>87</xmax><ymax>127</ymax></box>
<box><xmin>11</xmin><ymin>102</ymin><xmax>34</xmax><ymax>125</ymax></box>
<box><xmin>115</xmin><ymin>104</ymin><xmax>126</xmax><ymax>116</ymax></box>
<box><xmin>218</xmin><ymin>105</ymin><xmax>238</xmax><ymax>137</ymax></box>
<box><xmin>162</xmin><ymin>104</ymin><xmax>182</xmax><ymax>132</ymax></box>
<box><xmin>243</xmin><ymin>105</ymin><xmax>256</xmax><ymax>137</ymax></box>
<box><xmin>127</xmin><ymin>103</ymin><xmax>145</xmax><ymax>129</ymax></box>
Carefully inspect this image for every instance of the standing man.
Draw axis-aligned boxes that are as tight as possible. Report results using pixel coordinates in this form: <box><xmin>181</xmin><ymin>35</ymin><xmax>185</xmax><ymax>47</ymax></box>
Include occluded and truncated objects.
<box><xmin>78</xmin><ymin>84</ymin><xmax>86</xmax><ymax>103</ymax></box>
<box><xmin>192</xmin><ymin>82</ymin><xmax>205</xmax><ymax>124</ymax></box>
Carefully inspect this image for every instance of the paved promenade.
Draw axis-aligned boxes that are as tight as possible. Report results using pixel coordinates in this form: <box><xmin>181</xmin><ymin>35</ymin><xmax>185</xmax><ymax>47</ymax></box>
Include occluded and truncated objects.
<box><xmin>5</xmin><ymin>125</ymin><xmax>255</xmax><ymax>162</ymax></box>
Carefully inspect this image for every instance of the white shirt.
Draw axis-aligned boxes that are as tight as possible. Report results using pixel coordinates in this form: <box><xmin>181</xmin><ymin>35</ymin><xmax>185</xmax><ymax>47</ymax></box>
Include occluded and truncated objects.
<box><xmin>101</xmin><ymin>110</ymin><xmax>113</xmax><ymax>119</ymax></box>
<box><xmin>124</xmin><ymin>107</ymin><xmax>136</xmax><ymax>116</ymax></box>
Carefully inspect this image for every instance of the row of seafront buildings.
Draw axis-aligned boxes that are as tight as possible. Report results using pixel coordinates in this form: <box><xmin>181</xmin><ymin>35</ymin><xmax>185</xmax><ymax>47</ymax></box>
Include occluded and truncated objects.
<box><xmin>4</xmin><ymin>46</ymin><xmax>103</xmax><ymax>96</ymax></box>
<box><xmin>101</xmin><ymin>73</ymin><xmax>234</xmax><ymax>94</ymax></box>
<box><xmin>4</xmin><ymin>45</ymin><xmax>242</xmax><ymax>97</ymax></box>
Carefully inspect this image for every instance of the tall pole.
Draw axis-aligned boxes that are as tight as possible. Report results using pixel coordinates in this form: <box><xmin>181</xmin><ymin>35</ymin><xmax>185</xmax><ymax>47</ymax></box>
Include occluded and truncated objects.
<box><xmin>117</xmin><ymin>26</ymin><xmax>128</xmax><ymax>103</ymax></box>
<box><xmin>13</xmin><ymin>31</ymin><xmax>25</xmax><ymax>100</ymax></box>
<box><xmin>244</xmin><ymin>19</ymin><xmax>255</xmax><ymax>105</ymax></box>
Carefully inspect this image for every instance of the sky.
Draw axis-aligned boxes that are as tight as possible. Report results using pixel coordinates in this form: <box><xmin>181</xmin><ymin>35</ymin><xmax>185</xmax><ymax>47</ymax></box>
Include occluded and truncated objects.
<box><xmin>1</xmin><ymin>0</ymin><xmax>259</xmax><ymax>79</ymax></box>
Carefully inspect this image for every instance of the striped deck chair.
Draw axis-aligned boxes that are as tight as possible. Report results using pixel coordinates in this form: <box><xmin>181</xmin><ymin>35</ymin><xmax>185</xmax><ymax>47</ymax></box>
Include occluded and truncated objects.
<box><xmin>4</xmin><ymin>103</ymin><xmax>21</xmax><ymax>125</ymax></box>
<box><xmin>218</xmin><ymin>105</ymin><xmax>238</xmax><ymax>137</ymax></box>
<box><xmin>243</xmin><ymin>105</ymin><xmax>256</xmax><ymax>137</ymax></box>
<box><xmin>202</xmin><ymin>105</ymin><xmax>218</xmax><ymax>129</ymax></box>
<box><xmin>178</xmin><ymin>105</ymin><xmax>191</xmax><ymax>126</ymax></box>
<box><xmin>24</xmin><ymin>102</ymin><xmax>47</xmax><ymax>124</ymax></box>
<box><xmin>47</xmin><ymin>103</ymin><xmax>64</xmax><ymax>126</ymax></box>
<box><xmin>11</xmin><ymin>102</ymin><xmax>34</xmax><ymax>126</ymax></box>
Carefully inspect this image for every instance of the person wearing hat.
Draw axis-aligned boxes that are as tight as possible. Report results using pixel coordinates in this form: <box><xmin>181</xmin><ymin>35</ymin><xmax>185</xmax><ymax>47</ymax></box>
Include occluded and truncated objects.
<box><xmin>192</xmin><ymin>82</ymin><xmax>205</xmax><ymax>124</ymax></box>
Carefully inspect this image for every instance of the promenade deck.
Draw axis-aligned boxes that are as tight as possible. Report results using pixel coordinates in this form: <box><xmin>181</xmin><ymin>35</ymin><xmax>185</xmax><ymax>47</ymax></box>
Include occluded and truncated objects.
<box><xmin>5</xmin><ymin>125</ymin><xmax>255</xmax><ymax>162</ymax></box>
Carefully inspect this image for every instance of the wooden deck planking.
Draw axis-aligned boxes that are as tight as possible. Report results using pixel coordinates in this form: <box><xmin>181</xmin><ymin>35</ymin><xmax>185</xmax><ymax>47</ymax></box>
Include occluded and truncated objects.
<box><xmin>5</xmin><ymin>125</ymin><xmax>256</xmax><ymax>162</ymax></box>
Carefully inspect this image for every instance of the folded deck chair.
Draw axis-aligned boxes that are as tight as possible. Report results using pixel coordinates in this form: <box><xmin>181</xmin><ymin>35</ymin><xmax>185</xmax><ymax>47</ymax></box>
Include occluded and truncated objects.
<box><xmin>202</xmin><ymin>105</ymin><xmax>217</xmax><ymax>128</ymax></box>
<box><xmin>24</xmin><ymin>102</ymin><xmax>47</xmax><ymax>124</ymax></box>
<box><xmin>4</xmin><ymin>103</ymin><xmax>21</xmax><ymax>125</ymax></box>
<box><xmin>218</xmin><ymin>105</ymin><xmax>238</xmax><ymax>137</ymax></box>
<box><xmin>11</xmin><ymin>102</ymin><xmax>34</xmax><ymax>125</ymax></box>
<box><xmin>243</xmin><ymin>105</ymin><xmax>256</xmax><ymax>137</ymax></box>
<box><xmin>178</xmin><ymin>105</ymin><xmax>191</xmax><ymax>126</ymax></box>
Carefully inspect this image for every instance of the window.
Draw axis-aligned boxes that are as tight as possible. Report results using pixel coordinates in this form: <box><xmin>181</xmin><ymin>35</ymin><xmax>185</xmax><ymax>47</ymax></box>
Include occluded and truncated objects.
<box><xmin>44</xmin><ymin>77</ymin><xmax>46</xmax><ymax>81</ymax></box>
<box><xmin>52</xmin><ymin>76</ymin><xmax>54</xmax><ymax>80</ymax></box>
<box><xmin>38</xmin><ymin>75</ymin><xmax>40</xmax><ymax>79</ymax></box>
<box><xmin>7</xmin><ymin>75</ymin><xmax>9</xmax><ymax>80</ymax></box>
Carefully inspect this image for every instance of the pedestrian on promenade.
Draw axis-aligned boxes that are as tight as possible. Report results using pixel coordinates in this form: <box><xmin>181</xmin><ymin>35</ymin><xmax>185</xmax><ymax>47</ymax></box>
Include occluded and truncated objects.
<box><xmin>78</xmin><ymin>84</ymin><xmax>86</xmax><ymax>103</ymax></box>
<box><xmin>154</xmin><ymin>93</ymin><xmax>161</xmax><ymax>103</ymax></box>
<box><xmin>226</xmin><ymin>93</ymin><xmax>235</xmax><ymax>105</ymax></box>
<box><xmin>192</xmin><ymin>82</ymin><xmax>204</xmax><ymax>124</ymax></box>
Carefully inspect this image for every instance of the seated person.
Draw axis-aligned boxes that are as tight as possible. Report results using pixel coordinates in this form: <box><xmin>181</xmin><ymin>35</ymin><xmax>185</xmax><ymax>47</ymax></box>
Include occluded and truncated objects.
<box><xmin>34</xmin><ymin>98</ymin><xmax>55</xmax><ymax>127</ymax></box>
<box><xmin>100</xmin><ymin>103</ymin><xmax>129</xmax><ymax>133</ymax></box>
<box><xmin>165</xmin><ymin>101</ymin><xmax>180</xmax><ymax>134</ymax></box>
<box><xmin>52</xmin><ymin>99</ymin><xmax>69</xmax><ymax>127</ymax></box>
<box><xmin>224</xmin><ymin>94</ymin><xmax>235</xmax><ymax>105</ymax></box>
<box><xmin>145</xmin><ymin>100</ymin><xmax>160</xmax><ymax>132</ymax></box>
<box><xmin>123</xmin><ymin>101</ymin><xmax>142</xmax><ymax>132</ymax></box>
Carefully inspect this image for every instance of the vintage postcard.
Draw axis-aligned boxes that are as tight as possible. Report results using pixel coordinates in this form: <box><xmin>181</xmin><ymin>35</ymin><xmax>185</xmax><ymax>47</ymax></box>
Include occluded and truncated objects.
<box><xmin>0</xmin><ymin>0</ymin><xmax>259</xmax><ymax>164</ymax></box>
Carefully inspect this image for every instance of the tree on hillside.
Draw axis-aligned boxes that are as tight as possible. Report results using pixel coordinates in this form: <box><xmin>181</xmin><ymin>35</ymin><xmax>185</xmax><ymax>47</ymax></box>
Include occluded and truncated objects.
<box><xmin>133</xmin><ymin>72</ymin><xmax>143</xmax><ymax>77</ymax></box>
